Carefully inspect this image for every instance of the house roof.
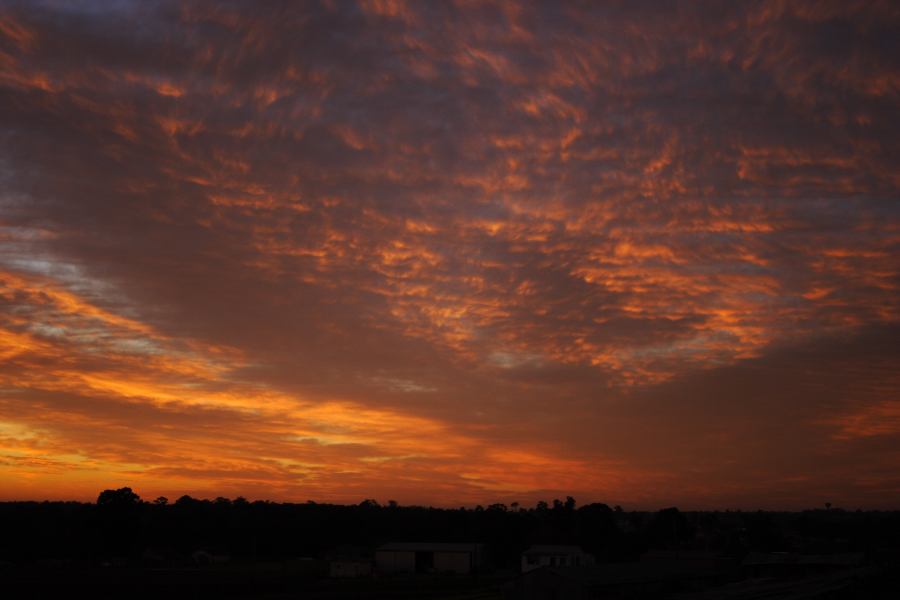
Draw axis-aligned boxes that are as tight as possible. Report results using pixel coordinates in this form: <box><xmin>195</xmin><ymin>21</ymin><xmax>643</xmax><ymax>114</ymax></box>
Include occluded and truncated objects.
<box><xmin>376</xmin><ymin>542</ymin><xmax>482</xmax><ymax>553</ymax></box>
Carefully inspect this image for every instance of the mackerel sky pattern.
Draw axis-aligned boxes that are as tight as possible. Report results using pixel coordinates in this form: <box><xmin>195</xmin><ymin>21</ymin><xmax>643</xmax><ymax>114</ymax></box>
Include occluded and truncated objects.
<box><xmin>1</xmin><ymin>0</ymin><xmax>899</xmax><ymax>507</ymax></box>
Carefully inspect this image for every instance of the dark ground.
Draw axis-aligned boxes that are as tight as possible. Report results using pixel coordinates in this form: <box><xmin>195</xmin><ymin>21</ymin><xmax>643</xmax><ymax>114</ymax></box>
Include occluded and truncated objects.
<box><xmin>2</xmin><ymin>490</ymin><xmax>899</xmax><ymax>598</ymax></box>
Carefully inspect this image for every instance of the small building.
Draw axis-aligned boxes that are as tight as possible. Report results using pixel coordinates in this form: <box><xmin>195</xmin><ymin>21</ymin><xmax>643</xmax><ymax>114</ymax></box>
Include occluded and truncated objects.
<box><xmin>521</xmin><ymin>545</ymin><xmax>594</xmax><ymax>573</ymax></box>
<box><xmin>375</xmin><ymin>542</ymin><xmax>485</xmax><ymax>575</ymax></box>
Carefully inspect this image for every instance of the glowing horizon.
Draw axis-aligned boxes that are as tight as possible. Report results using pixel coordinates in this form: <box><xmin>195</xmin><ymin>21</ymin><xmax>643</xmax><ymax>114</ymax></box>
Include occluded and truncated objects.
<box><xmin>1</xmin><ymin>0</ymin><xmax>899</xmax><ymax>509</ymax></box>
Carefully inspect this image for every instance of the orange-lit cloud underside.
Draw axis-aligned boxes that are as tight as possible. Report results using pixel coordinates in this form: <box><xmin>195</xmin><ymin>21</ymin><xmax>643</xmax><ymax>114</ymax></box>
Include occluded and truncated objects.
<box><xmin>1</xmin><ymin>1</ymin><xmax>899</xmax><ymax>508</ymax></box>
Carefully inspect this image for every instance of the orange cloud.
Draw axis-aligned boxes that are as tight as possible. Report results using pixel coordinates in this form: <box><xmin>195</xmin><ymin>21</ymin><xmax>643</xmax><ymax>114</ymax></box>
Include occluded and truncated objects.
<box><xmin>0</xmin><ymin>0</ymin><xmax>898</xmax><ymax>507</ymax></box>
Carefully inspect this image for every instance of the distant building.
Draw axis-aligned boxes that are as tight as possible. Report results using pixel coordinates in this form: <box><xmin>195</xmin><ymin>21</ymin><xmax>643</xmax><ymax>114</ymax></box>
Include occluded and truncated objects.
<box><xmin>521</xmin><ymin>545</ymin><xmax>595</xmax><ymax>573</ymax></box>
<box><xmin>375</xmin><ymin>542</ymin><xmax>485</xmax><ymax>575</ymax></box>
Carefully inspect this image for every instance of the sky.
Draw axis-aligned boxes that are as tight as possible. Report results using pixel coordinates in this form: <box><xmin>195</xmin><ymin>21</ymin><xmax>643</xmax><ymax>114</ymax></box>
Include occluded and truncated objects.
<box><xmin>0</xmin><ymin>0</ymin><xmax>898</xmax><ymax>509</ymax></box>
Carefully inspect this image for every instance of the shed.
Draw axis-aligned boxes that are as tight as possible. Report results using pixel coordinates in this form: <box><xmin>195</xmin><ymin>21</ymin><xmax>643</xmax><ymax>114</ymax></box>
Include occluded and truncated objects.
<box><xmin>375</xmin><ymin>542</ymin><xmax>485</xmax><ymax>575</ymax></box>
<box><xmin>521</xmin><ymin>545</ymin><xmax>594</xmax><ymax>573</ymax></box>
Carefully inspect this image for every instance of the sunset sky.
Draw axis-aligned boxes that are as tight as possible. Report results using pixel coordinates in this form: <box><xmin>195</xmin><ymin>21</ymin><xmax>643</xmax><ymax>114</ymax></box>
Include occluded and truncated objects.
<box><xmin>1</xmin><ymin>0</ymin><xmax>898</xmax><ymax>509</ymax></box>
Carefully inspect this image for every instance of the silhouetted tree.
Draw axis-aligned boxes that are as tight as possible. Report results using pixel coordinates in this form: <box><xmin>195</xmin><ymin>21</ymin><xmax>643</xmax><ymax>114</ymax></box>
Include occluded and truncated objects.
<box><xmin>577</xmin><ymin>503</ymin><xmax>622</xmax><ymax>558</ymax></box>
<box><xmin>97</xmin><ymin>487</ymin><xmax>141</xmax><ymax>508</ymax></box>
<box><xmin>95</xmin><ymin>488</ymin><xmax>142</xmax><ymax>557</ymax></box>
<box><xmin>647</xmin><ymin>507</ymin><xmax>693</xmax><ymax>549</ymax></box>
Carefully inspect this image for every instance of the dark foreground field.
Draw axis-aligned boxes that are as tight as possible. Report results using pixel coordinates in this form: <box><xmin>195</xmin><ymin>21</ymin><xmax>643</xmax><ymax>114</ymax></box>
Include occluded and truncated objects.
<box><xmin>4</xmin><ymin>563</ymin><xmax>509</xmax><ymax>600</ymax></box>
<box><xmin>2</xmin><ymin>492</ymin><xmax>899</xmax><ymax>598</ymax></box>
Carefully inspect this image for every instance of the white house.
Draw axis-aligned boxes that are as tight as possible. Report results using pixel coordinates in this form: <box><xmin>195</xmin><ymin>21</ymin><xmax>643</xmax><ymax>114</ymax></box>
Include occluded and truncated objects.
<box><xmin>521</xmin><ymin>545</ymin><xmax>595</xmax><ymax>572</ymax></box>
<box><xmin>375</xmin><ymin>542</ymin><xmax>485</xmax><ymax>575</ymax></box>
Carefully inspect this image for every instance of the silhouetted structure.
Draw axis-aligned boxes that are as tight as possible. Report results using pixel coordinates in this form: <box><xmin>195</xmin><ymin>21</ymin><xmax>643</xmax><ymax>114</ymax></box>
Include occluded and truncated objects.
<box><xmin>375</xmin><ymin>542</ymin><xmax>485</xmax><ymax>575</ymax></box>
<box><xmin>521</xmin><ymin>544</ymin><xmax>595</xmax><ymax>572</ymax></box>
